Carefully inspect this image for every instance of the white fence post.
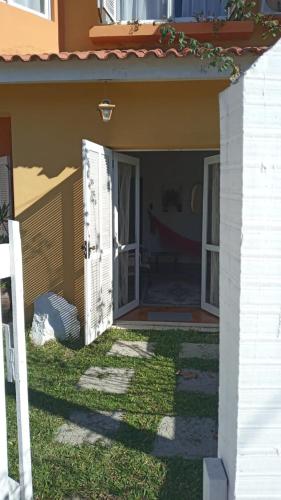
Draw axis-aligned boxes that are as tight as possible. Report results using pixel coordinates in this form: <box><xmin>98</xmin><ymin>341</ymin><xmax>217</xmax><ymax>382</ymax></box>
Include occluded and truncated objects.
<box><xmin>0</xmin><ymin>220</ymin><xmax>33</xmax><ymax>500</ymax></box>
<box><xmin>9</xmin><ymin>221</ymin><xmax>33</xmax><ymax>500</ymax></box>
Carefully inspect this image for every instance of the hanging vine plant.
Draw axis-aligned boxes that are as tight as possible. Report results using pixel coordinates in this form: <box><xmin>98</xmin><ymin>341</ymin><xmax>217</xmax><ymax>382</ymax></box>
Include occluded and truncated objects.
<box><xmin>160</xmin><ymin>0</ymin><xmax>281</xmax><ymax>81</ymax></box>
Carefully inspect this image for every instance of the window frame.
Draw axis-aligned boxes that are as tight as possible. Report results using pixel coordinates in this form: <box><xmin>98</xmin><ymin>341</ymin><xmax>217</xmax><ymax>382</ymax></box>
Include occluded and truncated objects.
<box><xmin>2</xmin><ymin>0</ymin><xmax>51</xmax><ymax>20</ymax></box>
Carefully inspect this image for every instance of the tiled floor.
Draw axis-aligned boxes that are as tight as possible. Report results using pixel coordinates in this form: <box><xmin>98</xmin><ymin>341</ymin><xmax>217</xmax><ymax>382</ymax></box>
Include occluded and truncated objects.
<box><xmin>118</xmin><ymin>306</ymin><xmax>219</xmax><ymax>325</ymax></box>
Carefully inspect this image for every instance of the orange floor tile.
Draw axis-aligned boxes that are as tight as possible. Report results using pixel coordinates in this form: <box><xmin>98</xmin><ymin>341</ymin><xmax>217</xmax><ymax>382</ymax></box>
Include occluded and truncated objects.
<box><xmin>119</xmin><ymin>306</ymin><xmax>218</xmax><ymax>325</ymax></box>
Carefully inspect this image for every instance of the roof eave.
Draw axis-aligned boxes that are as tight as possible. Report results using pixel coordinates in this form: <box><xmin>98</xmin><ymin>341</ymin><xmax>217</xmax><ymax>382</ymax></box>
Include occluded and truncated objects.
<box><xmin>0</xmin><ymin>50</ymin><xmax>263</xmax><ymax>84</ymax></box>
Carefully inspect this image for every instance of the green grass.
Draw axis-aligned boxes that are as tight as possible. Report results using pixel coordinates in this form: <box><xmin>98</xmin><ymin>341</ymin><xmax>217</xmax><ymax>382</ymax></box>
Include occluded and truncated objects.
<box><xmin>6</xmin><ymin>328</ymin><xmax>219</xmax><ymax>499</ymax></box>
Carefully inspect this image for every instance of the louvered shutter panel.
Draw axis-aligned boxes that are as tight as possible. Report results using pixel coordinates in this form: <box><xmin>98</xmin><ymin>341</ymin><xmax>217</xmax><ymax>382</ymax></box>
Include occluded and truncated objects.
<box><xmin>0</xmin><ymin>156</ymin><xmax>11</xmax><ymax>241</ymax></box>
<box><xmin>0</xmin><ymin>157</ymin><xmax>10</xmax><ymax>207</ymax></box>
<box><xmin>102</xmin><ymin>0</ymin><xmax>117</xmax><ymax>21</ymax></box>
<box><xmin>82</xmin><ymin>140</ymin><xmax>113</xmax><ymax>345</ymax></box>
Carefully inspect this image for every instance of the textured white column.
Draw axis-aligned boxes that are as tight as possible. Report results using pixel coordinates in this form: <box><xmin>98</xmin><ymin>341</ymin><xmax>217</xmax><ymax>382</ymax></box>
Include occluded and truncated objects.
<box><xmin>219</xmin><ymin>39</ymin><xmax>281</xmax><ymax>499</ymax></box>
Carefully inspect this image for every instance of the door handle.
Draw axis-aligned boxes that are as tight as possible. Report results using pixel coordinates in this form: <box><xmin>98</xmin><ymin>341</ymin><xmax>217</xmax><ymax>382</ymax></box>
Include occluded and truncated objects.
<box><xmin>81</xmin><ymin>241</ymin><xmax>96</xmax><ymax>259</ymax></box>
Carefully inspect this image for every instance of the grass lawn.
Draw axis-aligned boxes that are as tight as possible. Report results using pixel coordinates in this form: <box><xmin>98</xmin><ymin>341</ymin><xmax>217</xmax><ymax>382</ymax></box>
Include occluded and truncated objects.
<box><xmin>6</xmin><ymin>328</ymin><xmax>219</xmax><ymax>499</ymax></box>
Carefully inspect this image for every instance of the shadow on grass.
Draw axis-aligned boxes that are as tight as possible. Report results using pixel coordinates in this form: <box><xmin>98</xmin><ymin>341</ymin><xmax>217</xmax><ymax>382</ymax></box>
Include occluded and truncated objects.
<box><xmin>6</xmin><ymin>383</ymin><xmax>163</xmax><ymax>453</ymax></box>
<box><xmin>9</xmin><ymin>328</ymin><xmax>218</xmax><ymax>498</ymax></box>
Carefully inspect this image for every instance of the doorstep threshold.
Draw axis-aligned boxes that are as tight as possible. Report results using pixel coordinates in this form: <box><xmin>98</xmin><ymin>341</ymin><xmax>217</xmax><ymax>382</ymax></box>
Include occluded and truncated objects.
<box><xmin>113</xmin><ymin>320</ymin><xmax>219</xmax><ymax>332</ymax></box>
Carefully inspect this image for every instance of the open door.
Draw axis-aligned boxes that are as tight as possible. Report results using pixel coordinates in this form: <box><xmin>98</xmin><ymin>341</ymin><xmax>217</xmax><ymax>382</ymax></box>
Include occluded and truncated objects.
<box><xmin>201</xmin><ymin>155</ymin><xmax>220</xmax><ymax>317</ymax></box>
<box><xmin>113</xmin><ymin>153</ymin><xmax>140</xmax><ymax>319</ymax></box>
<box><xmin>83</xmin><ymin>140</ymin><xmax>114</xmax><ymax>345</ymax></box>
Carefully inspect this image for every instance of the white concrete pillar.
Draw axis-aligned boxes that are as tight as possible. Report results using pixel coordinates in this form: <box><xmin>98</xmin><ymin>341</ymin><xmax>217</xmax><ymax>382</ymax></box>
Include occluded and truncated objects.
<box><xmin>203</xmin><ymin>458</ymin><xmax>228</xmax><ymax>500</ymax></box>
<box><xmin>218</xmin><ymin>39</ymin><xmax>281</xmax><ymax>499</ymax></box>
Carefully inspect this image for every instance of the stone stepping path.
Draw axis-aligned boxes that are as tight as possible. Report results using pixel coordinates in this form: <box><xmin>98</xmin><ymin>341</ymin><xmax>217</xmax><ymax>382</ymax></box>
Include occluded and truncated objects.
<box><xmin>152</xmin><ymin>416</ymin><xmax>217</xmax><ymax>459</ymax></box>
<box><xmin>54</xmin><ymin>339</ymin><xmax>219</xmax><ymax>455</ymax></box>
<box><xmin>179</xmin><ymin>343</ymin><xmax>219</xmax><ymax>360</ymax></box>
<box><xmin>107</xmin><ymin>340</ymin><xmax>155</xmax><ymax>359</ymax></box>
<box><xmin>55</xmin><ymin>410</ymin><xmax>123</xmax><ymax>446</ymax></box>
<box><xmin>77</xmin><ymin>367</ymin><xmax>135</xmax><ymax>394</ymax></box>
<box><xmin>177</xmin><ymin>369</ymin><xmax>218</xmax><ymax>395</ymax></box>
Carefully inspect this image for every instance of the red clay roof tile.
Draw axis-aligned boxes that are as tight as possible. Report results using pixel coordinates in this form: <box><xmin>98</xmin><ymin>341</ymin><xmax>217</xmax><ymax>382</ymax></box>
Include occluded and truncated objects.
<box><xmin>0</xmin><ymin>47</ymin><xmax>268</xmax><ymax>63</ymax></box>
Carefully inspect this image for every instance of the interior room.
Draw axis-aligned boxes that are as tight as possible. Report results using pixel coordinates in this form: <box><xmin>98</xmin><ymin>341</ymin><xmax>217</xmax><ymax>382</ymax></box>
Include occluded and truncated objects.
<box><xmin>117</xmin><ymin>150</ymin><xmax>218</xmax><ymax>323</ymax></box>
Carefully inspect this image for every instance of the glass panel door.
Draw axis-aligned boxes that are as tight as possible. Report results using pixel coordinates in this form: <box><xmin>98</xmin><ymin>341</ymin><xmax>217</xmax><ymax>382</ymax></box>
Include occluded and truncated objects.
<box><xmin>114</xmin><ymin>153</ymin><xmax>140</xmax><ymax>318</ymax></box>
<box><xmin>201</xmin><ymin>155</ymin><xmax>220</xmax><ymax>316</ymax></box>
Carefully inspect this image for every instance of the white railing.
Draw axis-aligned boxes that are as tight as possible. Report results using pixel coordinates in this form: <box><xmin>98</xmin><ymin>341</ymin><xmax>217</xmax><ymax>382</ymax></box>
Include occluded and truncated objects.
<box><xmin>0</xmin><ymin>221</ymin><xmax>33</xmax><ymax>500</ymax></box>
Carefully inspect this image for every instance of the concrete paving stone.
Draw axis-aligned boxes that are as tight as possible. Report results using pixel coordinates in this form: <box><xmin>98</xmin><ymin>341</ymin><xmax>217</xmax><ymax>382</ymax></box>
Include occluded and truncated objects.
<box><xmin>77</xmin><ymin>367</ymin><xmax>135</xmax><ymax>394</ymax></box>
<box><xmin>179</xmin><ymin>343</ymin><xmax>219</xmax><ymax>360</ymax></box>
<box><xmin>177</xmin><ymin>369</ymin><xmax>219</xmax><ymax>395</ymax></box>
<box><xmin>55</xmin><ymin>410</ymin><xmax>123</xmax><ymax>446</ymax></box>
<box><xmin>107</xmin><ymin>340</ymin><xmax>155</xmax><ymax>358</ymax></box>
<box><xmin>152</xmin><ymin>416</ymin><xmax>217</xmax><ymax>459</ymax></box>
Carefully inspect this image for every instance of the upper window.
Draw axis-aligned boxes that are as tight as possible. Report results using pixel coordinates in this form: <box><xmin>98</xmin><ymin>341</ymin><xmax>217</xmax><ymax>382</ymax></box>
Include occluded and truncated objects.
<box><xmin>174</xmin><ymin>0</ymin><xmax>227</xmax><ymax>19</ymax></box>
<box><xmin>100</xmin><ymin>0</ymin><xmax>228</xmax><ymax>22</ymax></box>
<box><xmin>3</xmin><ymin>0</ymin><xmax>50</xmax><ymax>18</ymax></box>
<box><xmin>119</xmin><ymin>0</ymin><xmax>168</xmax><ymax>21</ymax></box>
<box><xmin>262</xmin><ymin>0</ymin><xmax>281</xmax><ymax>14</ymax></box>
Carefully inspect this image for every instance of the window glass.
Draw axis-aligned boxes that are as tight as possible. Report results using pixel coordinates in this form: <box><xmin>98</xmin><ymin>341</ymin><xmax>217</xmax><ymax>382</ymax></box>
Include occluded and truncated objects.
<box><xmin>12</xmin><ymin>0</ymin><xmax>46</xmax><ymax>14</ymax></box>
<box><xmin>206</xmin><ymin>250</ymin><xmax>219</xmax><ymax>308</ymax></box>
<box><xmin>118</xmin><ymin>162</ymin><xmax>136</xmax><ymax>246</ymax></box>
<box><xmin>175</xmin><ymin>0</ymin><xmax>227</xmax><ymax>18</ymax></box>
<box><xmin>118</xmin><ymin>250</ymin><xmax>136</xmax><ymax>308</ymax></box>
<box><xmin>119</xmin><ymin>0</ymin><xmax>168</xmax><ymax>21</ymax></box>
<box><xmin>207</xmin><ymin>163</ymin><xmax>220</xmax><ymax>246</ymax></box>
<box><xmin>264</xmin><ymin>1</ymin><xmax>281</xmax><ymax>13</ymax></box>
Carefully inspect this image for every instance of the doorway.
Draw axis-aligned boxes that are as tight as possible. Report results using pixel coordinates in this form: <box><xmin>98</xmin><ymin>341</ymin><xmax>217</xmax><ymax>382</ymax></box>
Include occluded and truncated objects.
<box><xmin>115</xmin><ymin>150</ymin><xmax>220</xmax><ymax>324</ymax></box>
<box><xmin>82</xmin><ymin>142</ymin><xmax>220</xmax><ymax>345</ymax></box>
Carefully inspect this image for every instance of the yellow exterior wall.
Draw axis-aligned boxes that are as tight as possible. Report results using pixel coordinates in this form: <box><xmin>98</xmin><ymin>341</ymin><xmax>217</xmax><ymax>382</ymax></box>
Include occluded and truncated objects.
<box><xmin>60</xmin><ymin>0</ymin><xmax>100</xmax><ymax>52</ymax></box>
<box><xmin>0</xmin><ymin>0</ymin><xmax>102</xmax><ymax>54</ymax></box>
<box><xmin>0</xmin><ymin>0</ymin><xmax>100</xmax><ymax>54</ymax></box>
<box><xmin>0</xmin><ymin>80</ymin><xmax>227</xmax><ymax>320</ymax></box>
<box><xmin>0</xmin><ymin>1</ymin><xmax>60</xmax><ymax>54</ymax></box>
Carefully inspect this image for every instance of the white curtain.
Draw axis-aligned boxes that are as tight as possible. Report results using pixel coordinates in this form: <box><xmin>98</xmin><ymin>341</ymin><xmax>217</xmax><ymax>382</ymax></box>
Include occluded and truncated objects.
<box><xmin>120</xmin><ymin>0</ymin><xmax>168</xmax><ymax>21</ymax></box>
<box><xmin>210</xmin><ymin>163</ymin><xmax>220</xmax><ymax>307</ymax></box>
<box><xmin>180</xmin><ymin>0</ymin><xmax>226</xmax><ymax>18</ymax></box>
<box><xmin>118</xmin><ymin>164</ymin><xmax>132</xmax><ymax>307</ymax></box>
<box><xmin>14</xmin><ymin>0</ymin><xmax>45</xmax><ymax>14</ymax></box>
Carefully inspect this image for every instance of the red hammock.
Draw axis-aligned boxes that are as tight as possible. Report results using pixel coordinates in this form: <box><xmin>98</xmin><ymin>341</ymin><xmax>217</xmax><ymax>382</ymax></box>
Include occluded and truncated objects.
<box><xmin>149</xmin><ymin>212</ymin><xmax>201</xmax><ymax>257</ymax></box>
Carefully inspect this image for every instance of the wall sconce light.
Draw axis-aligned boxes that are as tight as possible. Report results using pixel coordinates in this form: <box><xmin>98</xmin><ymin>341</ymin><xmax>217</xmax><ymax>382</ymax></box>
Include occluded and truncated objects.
<box><xmin>98</xmin><ymin>99</ymin><xmax>116</xmax><ymax>122</ymax></box>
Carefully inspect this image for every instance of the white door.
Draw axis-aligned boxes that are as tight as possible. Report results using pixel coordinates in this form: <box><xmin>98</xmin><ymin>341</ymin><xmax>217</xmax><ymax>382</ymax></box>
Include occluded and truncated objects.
<box><xmin>113</xmin><ymin>153</ymin><xmax>140</xmax><ymax>319</ymax></box>
<box><xmin>201</xmin><ymin>155</ymin><xmax>220</xmax><ymax>317</ymax></box>
<box><xmin>83</xmin><ymin>140</ymin><xmax>114</xmax><ymax>345</ymax></box>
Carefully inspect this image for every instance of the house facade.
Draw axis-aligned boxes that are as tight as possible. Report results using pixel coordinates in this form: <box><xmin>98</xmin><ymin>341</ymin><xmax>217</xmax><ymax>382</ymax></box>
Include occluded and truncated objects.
<box><xmin>0</xmin><ymin>0</ymin><xmax>268</xmax><ymax>323</ymax></box>
<box><xmin>1</xmin><ymin>1</ymin><xmax>281</xmax><ymax>498</ymax></box>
